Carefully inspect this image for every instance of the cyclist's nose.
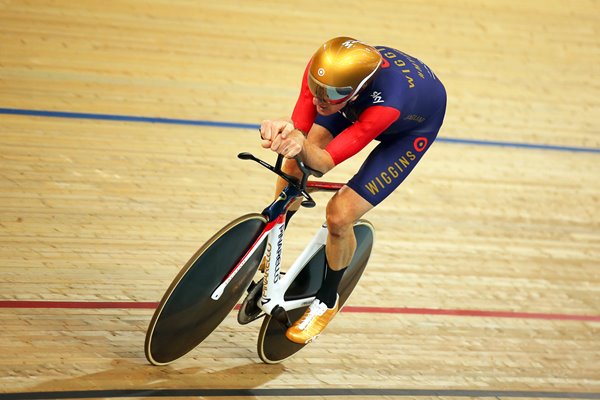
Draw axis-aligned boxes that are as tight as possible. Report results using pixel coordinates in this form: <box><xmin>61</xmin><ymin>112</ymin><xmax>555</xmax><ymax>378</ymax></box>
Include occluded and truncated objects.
<box><xmin>313</xmin><ymin>97</ymin><xmax>329</xmax><ymax>107</ymax></box>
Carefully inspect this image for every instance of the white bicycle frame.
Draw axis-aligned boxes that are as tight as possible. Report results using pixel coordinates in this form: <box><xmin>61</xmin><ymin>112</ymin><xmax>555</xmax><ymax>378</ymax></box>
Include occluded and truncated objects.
<box><xmin>210</xmin><ymin>211</ymin><xmax>328</xmax><ymax>315</ymax></box>
<box><xmin>258</xmin><ymin>218</ymin><xmax>328</xmax><ymax>315</ymax></box>
<box><xmin>210</xmin><ymin>165</ymin><xmax>342</xmax><ymax>314</ymax></box>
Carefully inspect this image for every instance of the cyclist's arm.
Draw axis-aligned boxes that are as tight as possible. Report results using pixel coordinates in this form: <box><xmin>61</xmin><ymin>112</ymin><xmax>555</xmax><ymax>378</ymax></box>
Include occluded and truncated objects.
<box><xmin>282</xmin><ymin>105</ymin><xmax>400</xmax><ymax>173</ymax></box>
<box><xmin>290</xmin><ymin>60</ymin><xmax>316</xmax><ymax>134</ymax></box>
<box><xmin>297</xmin><ymin>133</ymin><xmax>336</xmax><ymax>173</ymax></box>
<box><xmin>325</xmin><ymin>106</ymin><xmax>400</xmax><ymax>165</ymax></box>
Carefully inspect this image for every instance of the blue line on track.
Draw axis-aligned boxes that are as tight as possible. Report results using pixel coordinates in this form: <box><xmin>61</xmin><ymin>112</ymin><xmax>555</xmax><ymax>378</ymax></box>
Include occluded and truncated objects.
<box><xmin>0</xmin><ymin>107</ymin><xmax>258</xmax><ymax>130</ymax></box>
<box><xmin>1</xmin><ymin>107</ymin><xmax>599</xmax><ymax>154</ymax></box>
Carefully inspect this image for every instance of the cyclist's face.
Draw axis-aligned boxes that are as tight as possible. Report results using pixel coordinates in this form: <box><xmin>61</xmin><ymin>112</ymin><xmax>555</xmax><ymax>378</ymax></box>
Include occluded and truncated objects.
<box><xmin>313</xmin><ymin>96</ymin><xmax>347</xmax><ymax>116</ymax></box>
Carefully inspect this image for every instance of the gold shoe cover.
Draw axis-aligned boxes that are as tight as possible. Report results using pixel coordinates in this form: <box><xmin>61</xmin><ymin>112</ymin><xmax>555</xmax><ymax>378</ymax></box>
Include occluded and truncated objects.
<box><xmin>285</xmin><ymin>296</ymin><xmax>339</xmax><ymax>344</ymax></box>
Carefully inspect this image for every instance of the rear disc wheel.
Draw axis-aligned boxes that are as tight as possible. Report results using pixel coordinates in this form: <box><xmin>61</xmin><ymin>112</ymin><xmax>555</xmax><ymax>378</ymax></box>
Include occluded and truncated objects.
<box><xmin>257</xmin><ymin>220</ymin><xmax>374</xmax><ymax>364</ymax></box>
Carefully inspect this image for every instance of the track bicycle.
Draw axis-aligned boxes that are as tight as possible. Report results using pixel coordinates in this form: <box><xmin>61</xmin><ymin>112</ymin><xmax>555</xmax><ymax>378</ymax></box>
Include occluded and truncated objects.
<box><xmin>144</xmin><ymin>152</ymin><xmax>375</xmax><ymax>364</ymax></box>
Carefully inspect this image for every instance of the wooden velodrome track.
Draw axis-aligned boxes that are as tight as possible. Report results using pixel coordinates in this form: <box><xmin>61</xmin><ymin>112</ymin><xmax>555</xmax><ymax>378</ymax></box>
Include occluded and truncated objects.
<box><xmin>1</xmin><ymin>0</ymin><xmax>599</xmax><ymax>399</ymax></box>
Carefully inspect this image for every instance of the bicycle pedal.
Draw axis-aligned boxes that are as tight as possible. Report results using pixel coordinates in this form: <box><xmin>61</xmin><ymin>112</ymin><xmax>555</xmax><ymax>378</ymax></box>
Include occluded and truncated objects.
<box><xmin>271</xmin><ymin>305</ymin><xmax>291</xmax><ymax>328</ymax></box>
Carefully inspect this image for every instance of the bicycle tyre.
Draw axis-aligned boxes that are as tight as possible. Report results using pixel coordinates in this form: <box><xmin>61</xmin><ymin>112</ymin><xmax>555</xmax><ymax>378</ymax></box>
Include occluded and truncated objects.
<box><xmin>145</xmin><ymin>213</ymin><xmax>267</xmax><ymax>365</ymax></box>
<box><xmin>256</xmin><ymin>219</ymin><xmax>374</xmax><ymax>364</ymax></box>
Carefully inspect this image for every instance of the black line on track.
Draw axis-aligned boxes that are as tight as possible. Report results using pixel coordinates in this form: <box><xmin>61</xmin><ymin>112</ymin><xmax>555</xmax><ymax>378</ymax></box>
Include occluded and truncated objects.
<box><xmin>0</xmin><ymin>388</ymin><xmax>599</xmax><ymax>399</ymax></box>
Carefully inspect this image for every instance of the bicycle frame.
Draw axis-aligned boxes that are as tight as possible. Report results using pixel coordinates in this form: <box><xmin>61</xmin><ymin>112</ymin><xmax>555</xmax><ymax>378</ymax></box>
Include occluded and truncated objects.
<box><xmin>211</xmin><ymin>153</ymin><xmax>336</xmax><ymax>317</ymax></box>
<box><xmin>210</xmin><ymin>183</ymin><xmax>300</xmax><ymax>302</ymax></box>
<box><xmin>259</xmin><ymin>219</ymin><xmax>327</xmax><ymax>314</ymax></box>
<box><xmin>212</xmin><ymin>183</ymin><xmax>321</xmax><ymax>313</ymax></box>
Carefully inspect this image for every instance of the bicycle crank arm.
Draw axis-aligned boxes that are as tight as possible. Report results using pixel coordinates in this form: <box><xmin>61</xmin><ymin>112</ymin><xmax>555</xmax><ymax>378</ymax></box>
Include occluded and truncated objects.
<box><xmin>270</xmin><ymin>305</ymin><xmax>292</xmax><ymax>328</ymax></box>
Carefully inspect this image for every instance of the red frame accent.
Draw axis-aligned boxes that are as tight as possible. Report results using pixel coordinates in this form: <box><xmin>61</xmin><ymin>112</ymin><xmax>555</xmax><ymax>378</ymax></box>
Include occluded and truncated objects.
<box><xmin>306</xmin><ymin>181</ymin><xmax>344</xmax><ymax>192</ymax></box>
<box><xmin>219</xmin><ymin>212</ymin><xmax>287</xmax><ymax>284</ymax></box>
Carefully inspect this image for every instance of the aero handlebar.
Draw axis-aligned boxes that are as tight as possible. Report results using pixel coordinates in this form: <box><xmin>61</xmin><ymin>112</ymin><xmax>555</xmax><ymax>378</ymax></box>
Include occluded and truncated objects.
<box><xmin>237</xmin><ymin>152</ymin><xmax>323</xmax><ymax>208</ymax></box>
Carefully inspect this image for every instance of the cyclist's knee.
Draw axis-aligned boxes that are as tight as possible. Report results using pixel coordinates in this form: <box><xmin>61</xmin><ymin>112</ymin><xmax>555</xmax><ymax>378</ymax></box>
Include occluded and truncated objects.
<box><xmin>326</xmin><ymin>186</ymin><xmax>373</xmax><ymax>236</ymax></box>
<box><xmin>326</xmin><ymin>199</ymin><xmax>354</xmax><ymax>236</ymax></box>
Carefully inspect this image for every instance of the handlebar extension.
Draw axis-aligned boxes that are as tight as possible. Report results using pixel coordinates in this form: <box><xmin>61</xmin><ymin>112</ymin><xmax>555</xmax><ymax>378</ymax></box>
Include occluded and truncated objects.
<box><xmin>237</xmin><ymin>152</ymin><xmax>323</xmax><ymax>208</ymax></box>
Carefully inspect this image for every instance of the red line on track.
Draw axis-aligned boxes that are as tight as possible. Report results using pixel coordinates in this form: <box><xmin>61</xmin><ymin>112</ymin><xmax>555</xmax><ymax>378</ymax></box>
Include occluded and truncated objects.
<box><xmin>1</xmin><ymin>301</ymin><xmax>598</xmax><ymax>322</ymax></box>
<box><xmin>0</xmin><ymin>301</ymin><xmax>158</xmax><ymax>309</ymax></box>
<box><xmin>342</xmin><ymin>306</ymin><xmax>600</xmax><ymax>322</ymax></box>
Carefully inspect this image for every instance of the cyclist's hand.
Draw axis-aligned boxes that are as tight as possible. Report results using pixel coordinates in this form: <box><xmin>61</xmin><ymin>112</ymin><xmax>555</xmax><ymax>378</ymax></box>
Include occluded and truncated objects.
<box><xmin>274</xmin><ymin>130</ymin><xmax>304</xmax><ymax>158</ymax></box>
<box><xmin>260</xmin><ymin>119</ymin><xmax>294</xmax><ymax>148</ymax></box>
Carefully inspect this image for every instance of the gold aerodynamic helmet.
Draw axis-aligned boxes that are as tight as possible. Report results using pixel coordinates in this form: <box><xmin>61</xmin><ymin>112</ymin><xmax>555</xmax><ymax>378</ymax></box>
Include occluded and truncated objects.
<box><xmin>308</xmin><ymin>36</ymin><xmax>383</xmax><ymax>104</ymax></box>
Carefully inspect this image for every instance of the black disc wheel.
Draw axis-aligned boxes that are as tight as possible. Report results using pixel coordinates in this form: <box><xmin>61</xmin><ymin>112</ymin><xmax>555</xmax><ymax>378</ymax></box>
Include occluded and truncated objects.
<box><xmin>145</xmin><ymin>213</ymin><xmax>267</xmax><ymax>365</ymax></box>
<box><xmin>257</xmin><ymin>220</ymin><xmax>374</xmax><ymax>364</ymax></box>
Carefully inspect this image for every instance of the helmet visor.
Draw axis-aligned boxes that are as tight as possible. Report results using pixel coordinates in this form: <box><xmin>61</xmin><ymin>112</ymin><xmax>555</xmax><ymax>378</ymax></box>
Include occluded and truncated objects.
<box><xmin>307</xmin><ymin>73</ymin><xmax>354</xmax><ymax>104</ymax></box>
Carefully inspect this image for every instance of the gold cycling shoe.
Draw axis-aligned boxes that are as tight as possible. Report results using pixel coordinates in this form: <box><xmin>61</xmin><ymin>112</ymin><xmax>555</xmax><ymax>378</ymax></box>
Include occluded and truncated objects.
<box><xmin>285</xmin><ymin>295</ymin><xmax>339</xmax><ymax>344</ymax></box>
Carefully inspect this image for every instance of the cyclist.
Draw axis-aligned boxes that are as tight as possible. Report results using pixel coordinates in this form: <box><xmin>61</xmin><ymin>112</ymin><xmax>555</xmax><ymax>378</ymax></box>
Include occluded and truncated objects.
<box><xmin>259</xmin><ymin>36</ymin><xmax>446</xmax><ymax>344</ymax></box>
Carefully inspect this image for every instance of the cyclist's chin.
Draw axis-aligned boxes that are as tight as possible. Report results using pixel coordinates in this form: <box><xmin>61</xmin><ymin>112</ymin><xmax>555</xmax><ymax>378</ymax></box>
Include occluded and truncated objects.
<box><xmin>316</xmin><ymin>105</ymin><xmax>340</xmax><ymax>116</ymax></box>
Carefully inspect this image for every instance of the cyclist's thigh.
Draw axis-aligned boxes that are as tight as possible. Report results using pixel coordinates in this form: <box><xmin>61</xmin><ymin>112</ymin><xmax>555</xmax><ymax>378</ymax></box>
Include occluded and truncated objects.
<box><xmin>346</xmin><ymin>128</ymin><xmax>440</xmax><ymax>206</ymax></box>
